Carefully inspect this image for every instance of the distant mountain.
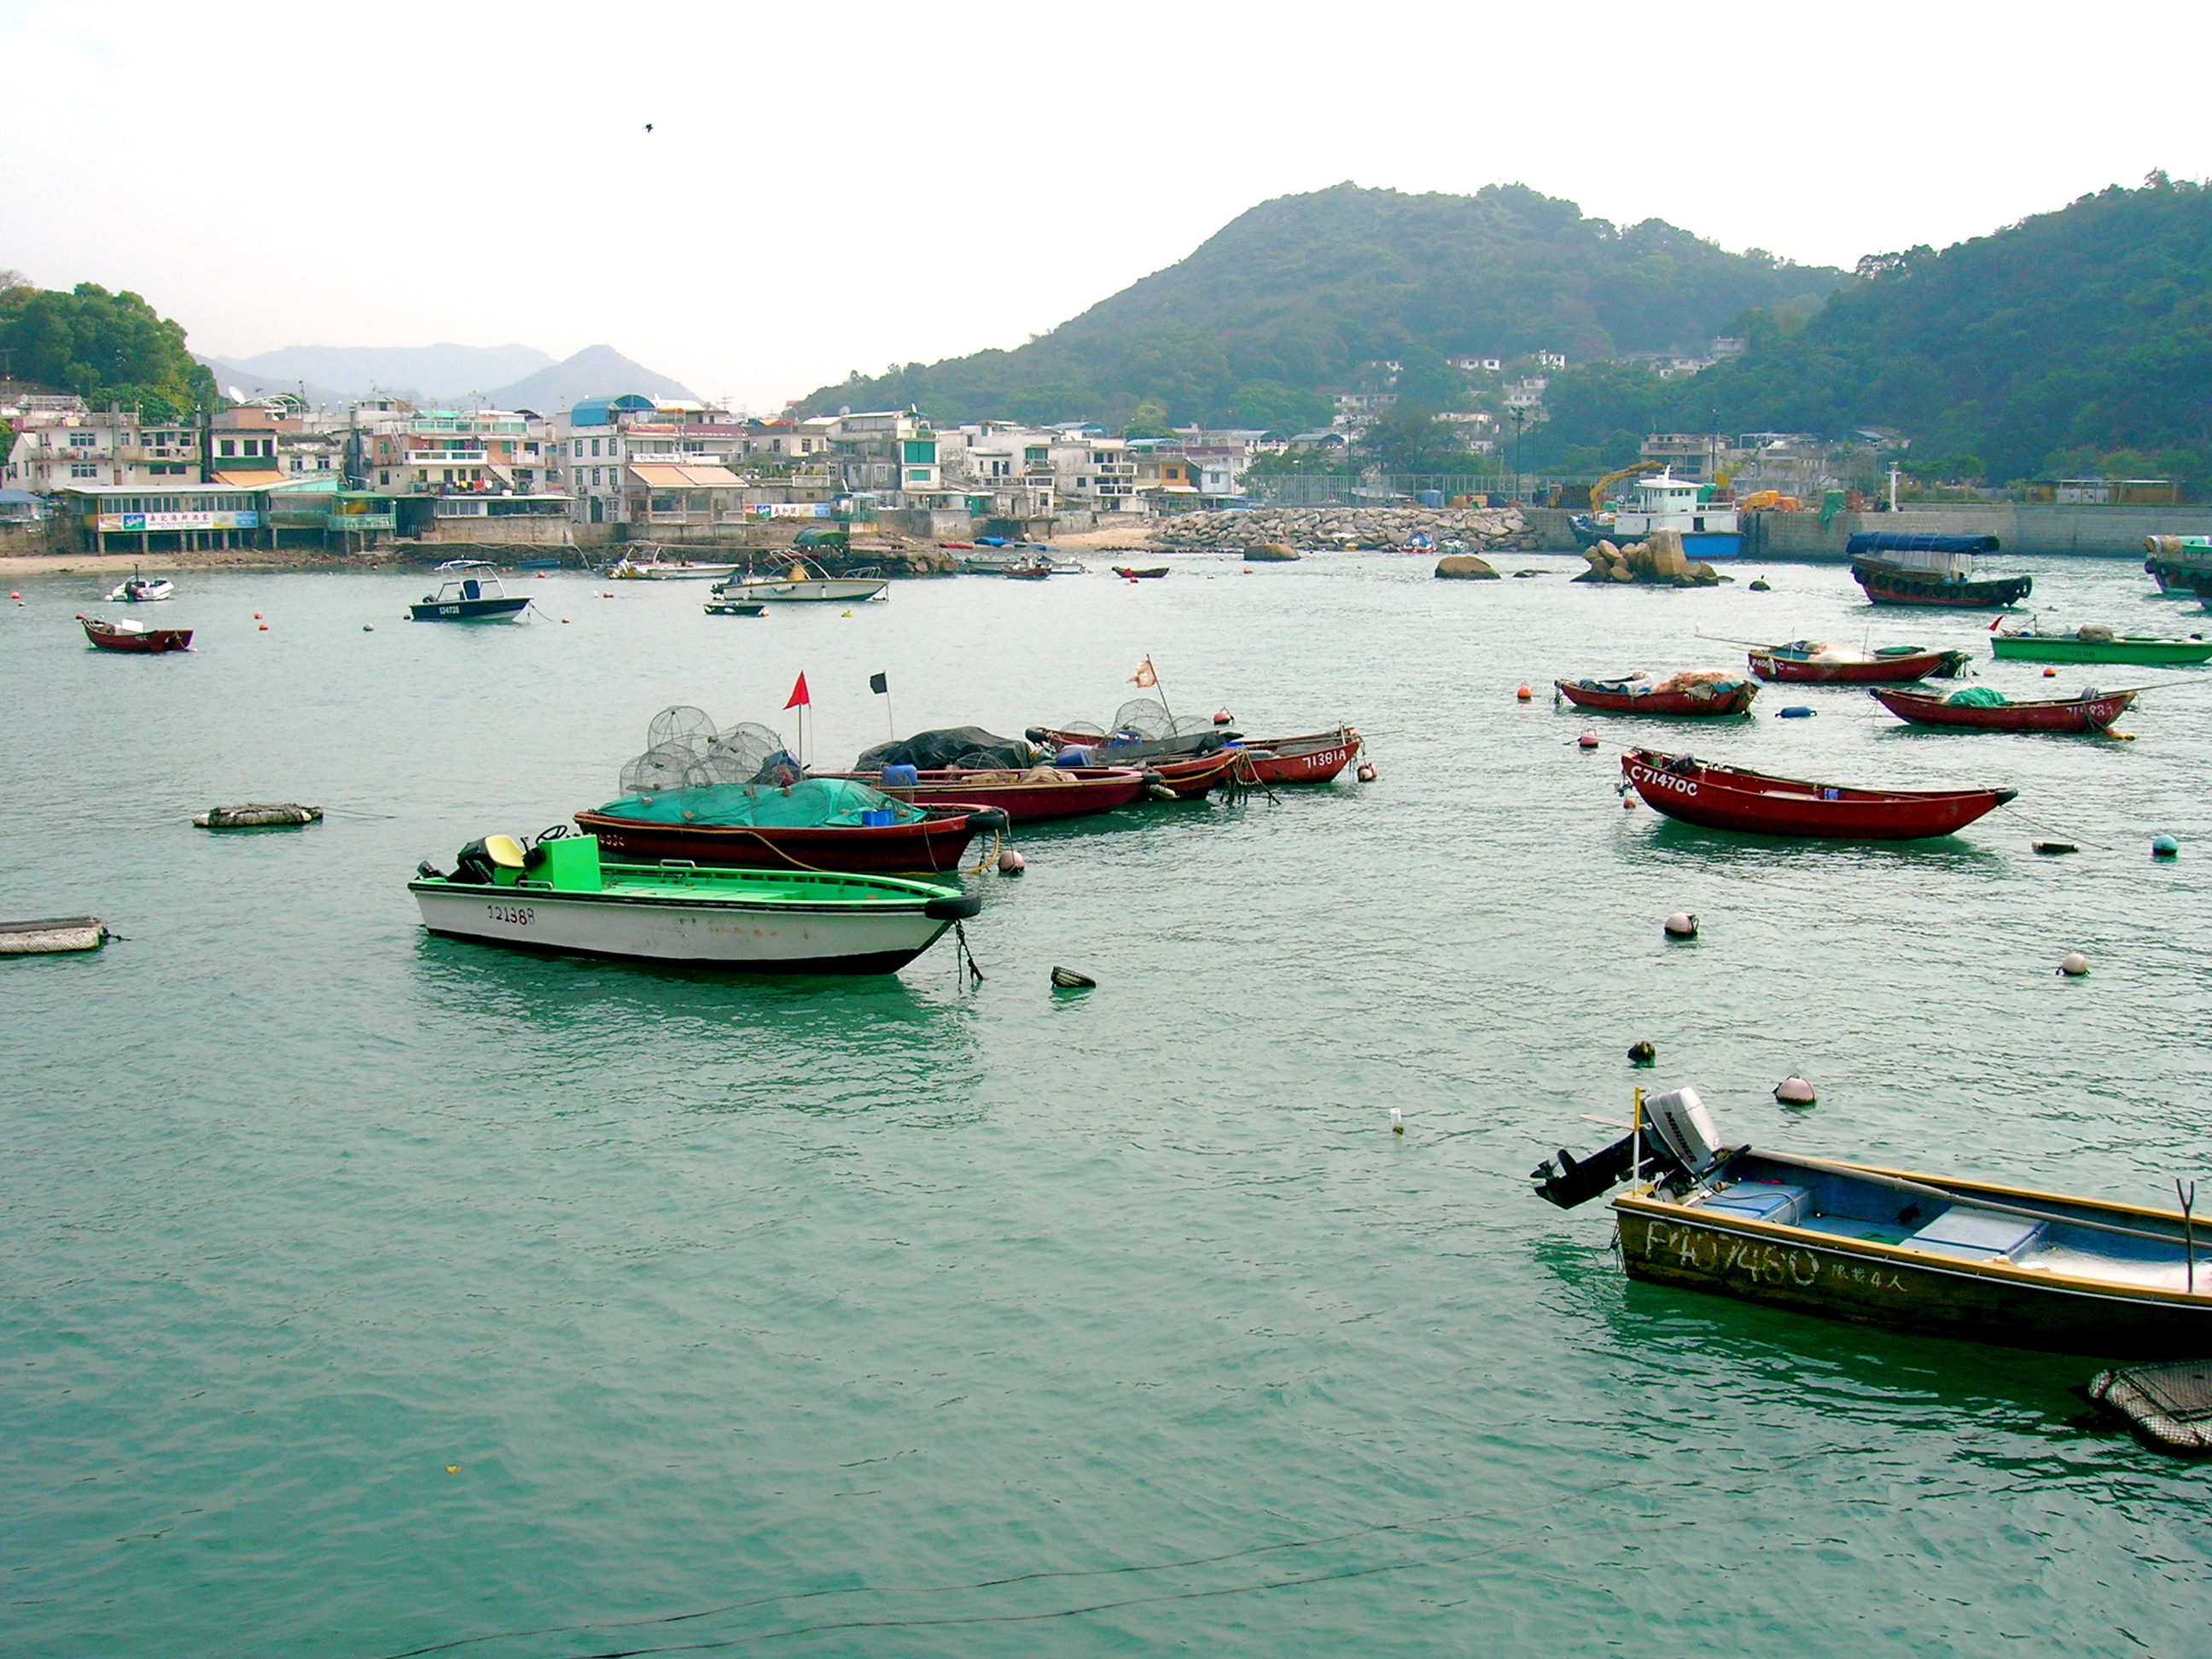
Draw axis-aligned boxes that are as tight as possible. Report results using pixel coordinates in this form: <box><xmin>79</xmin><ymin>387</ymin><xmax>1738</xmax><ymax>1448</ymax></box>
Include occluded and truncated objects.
<box><xmin>197</xmin><ymin>357</ymin><xmax>358</xmax><ymax>410</ymax></box>
<box><xmin>485</xmin><ymin>345</ymin><xmax>697</xmax><ymax>412</ymax></box>
<box><xmin>207</xmin><ymin>342</ymin><xmax>554</xmax><ymax>403</ymax></box>
<box><xmin>795</xmin><ymin>182</ymin><xmax>1845</xmax><ymax>429</ymax></box>
<box><xmin>1529</xmin><ymin>172</ymin><xmax>2212</xmax><ymax>485</ymax></box>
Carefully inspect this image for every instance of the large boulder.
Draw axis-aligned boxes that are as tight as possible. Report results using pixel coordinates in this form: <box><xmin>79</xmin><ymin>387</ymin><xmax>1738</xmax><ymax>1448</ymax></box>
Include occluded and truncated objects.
<box><xmin>1435</xmin><ymin>554</ymin><xmax>1499</xmax><ymax>579</ymax></box>
<box><xmin>1246</xmin><ymin>542</ymin><xmax>1301</xmax><ymax>562</ymax></box>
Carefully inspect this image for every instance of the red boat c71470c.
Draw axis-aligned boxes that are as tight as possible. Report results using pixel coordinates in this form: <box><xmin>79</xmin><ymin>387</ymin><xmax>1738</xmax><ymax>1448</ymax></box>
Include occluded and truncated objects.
<box><xmin>1620</xmin><ymin>748</ymin><xmax>2017</xmax><ymax>840</ymax></box>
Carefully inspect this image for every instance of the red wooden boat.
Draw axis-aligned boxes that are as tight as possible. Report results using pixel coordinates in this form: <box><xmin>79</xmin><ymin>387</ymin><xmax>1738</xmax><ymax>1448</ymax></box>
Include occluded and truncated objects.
<box><xmin>573</xmin><ymin>803</ymin><xmax>998</xmax><ymax>874</ymax></box>
<box><xmin>1557</xmin><ymin>677</ymin><xmax>1757</xmax><ymax>716</ymax></box>
<box><xmin>1868</xmin><ymin>686</ymin><xmax>2137</xmax><ymax>733</ymax></box>
<box><xmin>1145</xmin><ymin>748</ymin><xmax>1242</xmax><ymax>798</ymax></box>
<box><xmin>1233</xmin><ymin>725</ymin><xmax>1363</xmax><ymax>784</ymax></box>
<box><xmin>814</xmin><ymin>765</ymin><xmax>1147</xmax><ymax>823</ymax></box>
<box><xmin>79</xmin><ymin>614</ymin><xmax>192</xmax><ymax>653</ymax></box>
<box><xmin>1747</xmin><ymin>644</ymin><xmax>1970</xmax><ymax>684</ymax></box>
<box><xmin>1621</xmin><ymin>748</ymin><xmax>2016</xmax><ymax>840</ymax></box>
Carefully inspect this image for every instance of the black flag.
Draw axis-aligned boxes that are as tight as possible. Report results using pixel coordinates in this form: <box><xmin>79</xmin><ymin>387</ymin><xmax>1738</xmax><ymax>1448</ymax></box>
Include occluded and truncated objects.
<box><xmin>870</xmin><ymin>672</ymin><xmax>888</xmax><ymax>695</ymax></box>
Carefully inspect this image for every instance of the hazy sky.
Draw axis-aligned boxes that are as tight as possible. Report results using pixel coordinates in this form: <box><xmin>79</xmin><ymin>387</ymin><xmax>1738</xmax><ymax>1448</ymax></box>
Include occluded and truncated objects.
<box><xmin>4</xmin><ymin>2</ymin><xmax>2206</xmax><ymax>411</ymax></box>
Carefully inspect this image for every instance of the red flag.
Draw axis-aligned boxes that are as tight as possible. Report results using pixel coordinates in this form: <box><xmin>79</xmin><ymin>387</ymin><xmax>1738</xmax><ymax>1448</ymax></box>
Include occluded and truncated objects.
<box><xmin>784</xmin><ymin>672</ymin><xmax>812</xmax><ymax>708</ymax></box>
<box><xmin>1988</xmin><ymin>615</ymin><xmax>2004</xmax><ymax>632</ymax></box>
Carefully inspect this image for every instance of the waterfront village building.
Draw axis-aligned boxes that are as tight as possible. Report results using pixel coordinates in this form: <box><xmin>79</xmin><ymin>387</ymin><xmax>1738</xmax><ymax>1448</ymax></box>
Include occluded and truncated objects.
<box><xmin>4</xmin><ymin>405</ymin><xmax>204</xmax><ymax>491</ymax></box>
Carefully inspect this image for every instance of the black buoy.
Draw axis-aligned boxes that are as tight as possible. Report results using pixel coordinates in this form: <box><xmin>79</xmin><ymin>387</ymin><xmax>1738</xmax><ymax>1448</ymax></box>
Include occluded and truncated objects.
<box><xmin>1749</xmin><ymin>579</ymin><xmax>1772</xmax><ymax>591</ymax></box>
<box><xmin>1627</xmin><ymin>1040</ymin><xmax>1656</xmax><ymax>1067</ymax></box>
<box><xmin>1051</xmin><ymin>966</ymin><xmax>1096</xmax><ymax>990</ymax></box>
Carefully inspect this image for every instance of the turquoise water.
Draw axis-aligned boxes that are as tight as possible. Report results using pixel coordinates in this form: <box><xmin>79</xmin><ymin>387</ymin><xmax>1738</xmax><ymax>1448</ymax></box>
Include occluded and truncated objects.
<box><xmin>3</xmin><ymin>555</ymin><xmax>2209</xmax><ymax>1657</ymax></box>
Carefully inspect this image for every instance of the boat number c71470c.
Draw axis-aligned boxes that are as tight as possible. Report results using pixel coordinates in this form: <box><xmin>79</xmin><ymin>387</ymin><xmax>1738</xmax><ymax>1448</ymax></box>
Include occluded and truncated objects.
<box><xmin>485</xmin><ymin>905</ymin><xmax>534</xmax><ymax>927</ymax></box>
<box><xmin>1629</xmin><ymin>764</ymin><xmax>1697</xmax><ymax>796</ymax></box>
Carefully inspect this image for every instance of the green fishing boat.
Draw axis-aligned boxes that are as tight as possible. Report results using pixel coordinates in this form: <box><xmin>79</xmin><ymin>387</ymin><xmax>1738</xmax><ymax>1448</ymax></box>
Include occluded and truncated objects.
<box><xmin>410</xmin><ymin>830</ymin><xmax>980</xmax><ymax>975</ymax></box>
<box><xmin>1991</xmin><ymin>625</ymin><xmax>2212</xmax><ymax>666</ymax></box>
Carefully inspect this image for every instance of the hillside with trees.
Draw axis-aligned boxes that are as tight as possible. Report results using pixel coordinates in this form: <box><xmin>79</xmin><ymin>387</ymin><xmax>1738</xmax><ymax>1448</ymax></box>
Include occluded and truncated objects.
<box><xmin>796</xmin><ymin>183</ymin><xmax>1842</xmax><ymax>430</ymax></box>
<box><xmin>1528</xmin><ymin>173</ymin><xmax>2212</xmax><ymax>488</ymax></box>
<box><xmin>0</xmin><ymin>276</ymin><xmax>218</xmax><ymax>423</ymax></box>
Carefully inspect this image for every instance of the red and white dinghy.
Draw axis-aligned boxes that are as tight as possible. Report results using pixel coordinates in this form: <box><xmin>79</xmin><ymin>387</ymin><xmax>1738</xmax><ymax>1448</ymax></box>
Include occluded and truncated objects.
<box><xmin>79</xmin><ymin>613</ymin><xmax>193</xmax><ymax>653</ymax></box>
<box><xmin>1747</xmin><ymin>644</ymin><xmax>1970</xmax><ymax>684</ymax></box>
<box><xmin>1231</xmin><ymin>725</ymin><xmax>1362</xmax><ymax>784</ymax></box>
<box><xmin>1621</xmin><ymin>748</ymin><xmax>2017</xmax><ymax>840</ymax></box>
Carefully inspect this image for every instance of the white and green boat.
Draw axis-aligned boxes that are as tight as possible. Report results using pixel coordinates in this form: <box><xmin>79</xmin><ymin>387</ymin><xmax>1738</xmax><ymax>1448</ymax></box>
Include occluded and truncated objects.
<box><xmin>409</xmin><ymin>831</ymin><xmax>978</xmax><ymax>975</ymax></box>
<box><xmin>1991</xmin><ymin>625</ymin><xmax>2212</xmax><ymax>666</ymax></box>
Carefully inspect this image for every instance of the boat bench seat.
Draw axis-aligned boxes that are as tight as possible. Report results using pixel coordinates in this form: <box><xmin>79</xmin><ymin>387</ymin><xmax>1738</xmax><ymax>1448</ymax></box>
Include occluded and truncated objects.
<box><xmin>1796</xmin><ymin>1214</ymin><xmax>1917</xmax><ymax>1246</ymax></box>
<box><xmin>1902</xmin><ymin>1206</ymin><xmax>2045</xmax><ymax>1262</ymax></box>
<box><xmin>1698</xmin><ymin>1182</ymin><xmax>1809</xmax><ymax>1226</ymax></box>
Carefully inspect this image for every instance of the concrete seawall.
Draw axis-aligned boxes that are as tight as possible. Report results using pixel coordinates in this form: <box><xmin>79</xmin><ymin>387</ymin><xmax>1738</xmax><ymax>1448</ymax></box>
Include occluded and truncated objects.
<box><xmin>1530</xmin><ymin>503</ymin><xmax>2209</xmax><ymax>561</ymax></box>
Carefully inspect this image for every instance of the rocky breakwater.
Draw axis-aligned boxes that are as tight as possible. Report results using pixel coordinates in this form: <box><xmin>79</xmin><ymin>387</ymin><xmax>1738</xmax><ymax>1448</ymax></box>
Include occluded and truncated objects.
<box><xmin>1575</xmin><ymin>529</ymin><xmax>1726</xmax><ymax>588</ymax></box>
<box><xmin>1151</xmin><ymin>505</ymin><xmax>1535</xmax><ymax>554</ymax></box>
<box><xmin>830</xmin><ymin>533</ymin><xmax>958</xmax><ymax>577</ymax></box>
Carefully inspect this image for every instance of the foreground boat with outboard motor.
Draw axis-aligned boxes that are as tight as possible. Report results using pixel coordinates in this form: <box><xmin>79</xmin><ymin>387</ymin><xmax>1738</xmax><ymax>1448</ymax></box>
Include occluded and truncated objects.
<box><xmin>1534</xmin><ymin>1087</ymin><xmax>2212</xmax><ymax>1355</ymax></box>
<box><xmin>410</xmin><ymin>829</ymin><xmax>978</xmax><ymax>975</ymax></box>
<box><xmin>1621</xmin><ymin>748</ymin><xmax>2016</xmax><ymax>839</ymax></box>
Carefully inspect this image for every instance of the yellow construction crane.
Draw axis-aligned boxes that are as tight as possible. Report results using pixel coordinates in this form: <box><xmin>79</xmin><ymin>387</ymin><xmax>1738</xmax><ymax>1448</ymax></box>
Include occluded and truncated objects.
<box><xmin>1589</xmin><ymin>461</ymin><xmax>1660</xmax><ymax>512</ymax></box>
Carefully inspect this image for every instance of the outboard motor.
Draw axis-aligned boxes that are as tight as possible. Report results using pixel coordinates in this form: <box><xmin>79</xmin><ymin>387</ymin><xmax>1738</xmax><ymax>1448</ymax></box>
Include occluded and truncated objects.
<box><xmin>1529</xmin><ymin>1086</ymin><xmax>1726</xmax><ymax>1209</ymax></box>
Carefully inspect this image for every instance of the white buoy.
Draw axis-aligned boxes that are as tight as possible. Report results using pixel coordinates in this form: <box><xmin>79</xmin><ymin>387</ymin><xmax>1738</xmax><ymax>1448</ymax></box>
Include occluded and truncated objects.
<box><xmin>2059</xmin><ymin>952</ymin><xmax>2090</xmax><ymax>977</ymax></box>
<box><xmin>997</xmin><ymin>849</ymin><xmax>1026</xmax><ymax>874</ymax></box>
<box><xmin>1664</xmin><ymin>912</ymin><xmax>1698</xmax><ymax>939</ymax></box>
<box><xmin>1773</xmin><ymin>1074</ymin><xmax>1817</xmax><ymax>1105</ymax></box>
<box><xmin>1389</xmin><ymin>1108</ymin><xmax>1404</xmax><ymax>1135</ymax></box>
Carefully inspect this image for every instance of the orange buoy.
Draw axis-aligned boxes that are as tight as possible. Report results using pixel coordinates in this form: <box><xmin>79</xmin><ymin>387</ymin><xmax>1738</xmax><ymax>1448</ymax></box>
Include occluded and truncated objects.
<box><xmin>1578</xmin><ymin>731</ymin><xmax>1600</xmax><ymax>749</ymax></box>
<box><xmin>1516</xmin><ymin>685</ymin><xmax>1534</xmax><ymax>701</ymax></box>
<box><xmin>253</xmin><ymin>611</ymin><xmax>263</xmax><ymax>620</ymax></box>
<box><xmin>1623</xmin><ymin>796</ymin><xmax>1638</xmax><ymax>809</ymax></box>
<box><xmin>258</xmin><ymin>623</ymin><xmax>269</xmax><ymax>632</ymax></box>
<box><xmin>2043</xmin><ymin>667</ymin><xmax>2058</xmax><ymax>678</ymax></box>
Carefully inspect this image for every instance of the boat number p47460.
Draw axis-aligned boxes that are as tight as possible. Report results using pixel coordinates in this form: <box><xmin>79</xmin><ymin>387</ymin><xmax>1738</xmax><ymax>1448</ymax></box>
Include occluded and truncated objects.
<box><xmin>485</xmin><ymin>904</ymin><xmax>534</xmax><ymax>927</ymax></box>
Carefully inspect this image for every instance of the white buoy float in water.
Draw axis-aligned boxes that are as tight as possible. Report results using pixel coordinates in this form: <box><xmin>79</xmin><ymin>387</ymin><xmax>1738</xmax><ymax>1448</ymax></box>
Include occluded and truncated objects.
<box><xmin>1390</xmin><ymin>1108</ymin><xmax>1404</xmax><ymax>1135</ymax></box>
<box><xmin>1664</xmin><ymin>912</ymin><xmax>1698</xmax><ymax>939</ymax></box>
<box><xmin>1773</xmin><ymin>1074</ymin><xmax>1817</xmax><ymax>1105</ymax></box>
<box><xmin>2058</xmin><ymin>952</ymin><xmax>2090</xmax><ymax>977</ymax></box>
<box><xmin>997</xmin><ymin>849</ymin><xmax>1026</xmax><ymax>874</ymax></box>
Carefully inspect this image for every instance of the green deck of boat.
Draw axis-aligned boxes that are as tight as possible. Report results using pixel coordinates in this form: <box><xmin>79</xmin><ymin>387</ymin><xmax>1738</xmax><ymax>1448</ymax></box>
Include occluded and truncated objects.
<box><xmin>451</xmin><ymin>833</ymin><xmax>961</xmax><ymax>907</ymax></box>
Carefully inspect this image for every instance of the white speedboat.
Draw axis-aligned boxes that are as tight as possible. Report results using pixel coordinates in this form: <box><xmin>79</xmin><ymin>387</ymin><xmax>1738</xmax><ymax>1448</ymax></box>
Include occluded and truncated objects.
<box><xmin>409</xmin><ymin>831</ymin><xmax>977</xmax><ymax>975</ymax></box>
<box><xmin>105</xmin><ymin>568</ymin><xmax>174</xmax><ymax>602</ymax></box>
<box><xmin>715</xmin><ymin>560</ymin><xmax>888</xmax><ymax>603</ymax></box>
<box><xmin>608</xmin><ymin>556</ymin><xmax>742</xmax><ymax>581</ymax></box>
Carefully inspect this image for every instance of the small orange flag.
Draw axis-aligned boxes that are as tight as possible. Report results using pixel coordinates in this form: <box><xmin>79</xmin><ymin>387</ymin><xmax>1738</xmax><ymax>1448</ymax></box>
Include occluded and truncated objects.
<box><xmin>785</xmin><ymin>672</ymin><xmax>812</xmax><ymax>708</ymax></box>
<box><xmin>1129</xmin><ymin>658</ymin><xmax>1157</xmax><ymax>688</ymax></box>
